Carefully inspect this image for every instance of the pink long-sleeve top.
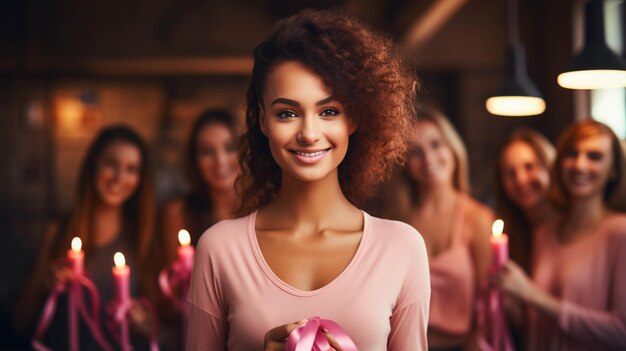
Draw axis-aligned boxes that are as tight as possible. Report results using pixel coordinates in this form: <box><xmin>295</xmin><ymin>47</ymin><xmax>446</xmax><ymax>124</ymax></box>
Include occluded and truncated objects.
<box><xmin>187</xmin><ymin>211</ymin><xmax>431</xmax><ymax>351</ymax></box>
<box><xmin>528</xmin><ymin>213</ymin><xmax>626</xmax><ymax>350</ymax></box>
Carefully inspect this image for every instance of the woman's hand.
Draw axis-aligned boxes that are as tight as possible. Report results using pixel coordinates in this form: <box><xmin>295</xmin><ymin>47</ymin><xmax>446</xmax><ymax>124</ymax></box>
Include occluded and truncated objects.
<box><xmin>128</xmin><ymin>302</ymin><xmax>156</xmax><ymax>338</ymax></box>
<box><xmin>499</xmin><ymin>261</ymin><xmax>536</xmax><ymax>302</ymax></box>
<box><xmin>263</xmin><ymin>320</ymin><xmax>344</xmax><ymax>351</ymax></box>
<box><xmin>499</xmin><ymin>261</ymin><xmax>562</xmax><ymax>318</ymax></box>
<box><xmin>44</xmin><ymin>259</ymin><xmax>78</xmax><ymax>289</ymax></box>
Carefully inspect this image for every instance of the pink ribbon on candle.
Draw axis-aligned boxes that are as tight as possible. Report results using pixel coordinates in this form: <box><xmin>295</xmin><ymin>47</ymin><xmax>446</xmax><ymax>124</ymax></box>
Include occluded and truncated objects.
<box><xmin>285</xmin><ymin>317</ymin><xmax>358</xmax><ymax>351</ymax></box>
<box><xmin>159</xmin><ymin>260</ymin><xmax>190</xmax><ymax>310</ymax></box>
<box><xmin>475</xmin><ymin>276</ymin><xmax>514</xmax><ymax>351</ymax></box>
<box><xmin>106</xmin><ymin>297</ymin><xmax>160</xmax><ymax>351</ymax></box>
<box><xmin>32</xmin><ymin>275</ymin><xmax>113</xmax><ymax>351</ymax></box>
<box><xmin>159</xmin><ymin>260</ymin><xmax>191</xmax><ymax>349</ymax></box>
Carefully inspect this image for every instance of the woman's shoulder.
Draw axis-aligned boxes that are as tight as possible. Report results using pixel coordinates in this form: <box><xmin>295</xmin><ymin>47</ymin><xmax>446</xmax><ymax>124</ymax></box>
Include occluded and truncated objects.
<box><xmin>463</xmin><ymin>196</ymin><xmax>495</xmax><ymax>220</ymax></box>
<box><xmin>602</xmin><ymin>212</ymin><xmax>626</xmax><ymax>238</ymax></box>
<box><xmin>195</xmin><ymin>213</ymin><xmax>253</xmax><ymax>251</ymax></box>
<box><xmin>367</xmin><ymin>214</ymin><xmax>426</xmax><ymax>251</ymax></box>
<box><xmin>461</xmin><ymin>196</ymin><xmax>495</xmax><ymax>234</ymax></box>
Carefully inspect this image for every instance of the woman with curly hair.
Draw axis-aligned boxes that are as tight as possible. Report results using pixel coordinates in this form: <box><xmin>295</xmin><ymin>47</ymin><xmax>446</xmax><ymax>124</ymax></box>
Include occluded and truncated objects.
<box><xmin>383</xmin><ymin>108</ymin><xmax>493</xmax><ymax>350</ymax></box>
<box><xmin>187</xmin><ymin>9</ymin><xmax>430</xmax><ymax>351</ymax></box>
<box><xmin>495</xmin><ymin>128</ymin><xmax>557</xmax><ymax>273</ymax></box>
<box><xmin>500</xmin><ymin>120</ymin><xmax>626</xmax><ymax>350</ymax></box>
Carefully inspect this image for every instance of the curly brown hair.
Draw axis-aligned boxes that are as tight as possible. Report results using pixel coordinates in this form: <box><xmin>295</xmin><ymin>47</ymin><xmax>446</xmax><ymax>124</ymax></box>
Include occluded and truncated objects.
<box><xmin>237</xmin><ymin>9</ymin><xmax>418</xmax><ymax>214</ymax></box>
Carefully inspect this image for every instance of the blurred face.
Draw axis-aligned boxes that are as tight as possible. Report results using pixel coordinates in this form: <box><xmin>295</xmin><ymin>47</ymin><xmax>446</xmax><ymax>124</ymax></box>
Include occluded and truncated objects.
<box><xmin>561</xmin><ymin>134</ymin><xmax>614</xmax><ymax>199</ymax></box>
<box><xmin>500</xmin><ymin>141</ymin><xmax>551</xmax><ymax>211</ymax></box>
<box><xmin>406</xmin><ymin>121</ymin><xmax>456</xmax><ymax>187</ymax></box>
<box><xmin>196</xmin><ymin>123</ymin><xmax>238</xmax><ymax>191</ymax></box>
<box><xmin>95</xmin><ymin>141</ymin><xmax>142</xmax><ymax>207</ymax></box>
<box><xmin>260</xmin><ymin>60</ymin><xmax>354</xmax><ymax>183</ymax></box>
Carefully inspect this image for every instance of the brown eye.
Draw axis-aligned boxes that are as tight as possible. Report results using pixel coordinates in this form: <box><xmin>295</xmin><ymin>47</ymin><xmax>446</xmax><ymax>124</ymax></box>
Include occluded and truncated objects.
<box><xmin>226</xmin><ymin>141</ymin><xmax>237</xmax><ymax>153</ymax></box>
<box><xmin>587</xmin><ymin>151</ymin><xmax>603</xmax><ymax>161</ymax></box>
<box><xmin>200</xmin><ymin>148</ymin><xmax>216</xmax><ymax>157</ymax></box>
<box><xmin>277</xmin><ymin>110</ymin><xmax>297</xmax><ymax>119</ymax></box>
<box><xmin>320</xmin><ymin>108</ymin><xmax>340</xmax><ymax>117</ymax></box>
<box><xmin>524</xmin><ymin>162</ymin><xmax>535</xmax><ymax>171</ymax></box>
<box><xmin>127</xmin><ymin>165</ymin><xmax>140</xmax><ymax>175</ymax></box>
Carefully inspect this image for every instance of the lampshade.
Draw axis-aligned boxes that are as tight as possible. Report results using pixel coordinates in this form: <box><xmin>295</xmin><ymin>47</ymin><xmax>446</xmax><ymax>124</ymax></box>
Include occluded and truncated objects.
<box><xmin>486</xmin><ymin>44</ymin><xmax>546</xmax><ymax>116</ymax></box>
<box><xmin>558</xmin><ymin>0</ymin><xmax>626</xmax><ymax>89</ymax></box>
<box><xmin>486</xmin><ymin>0</ymin><xmax>546</xmax><ymax>117</ymax></box>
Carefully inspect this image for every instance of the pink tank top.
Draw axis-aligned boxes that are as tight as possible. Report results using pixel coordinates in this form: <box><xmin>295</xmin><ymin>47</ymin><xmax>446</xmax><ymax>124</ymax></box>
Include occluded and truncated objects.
<box><xmin>428</xmin><ymin>195</ymin><xmax>475</xmax><ymax>336</ymax></box>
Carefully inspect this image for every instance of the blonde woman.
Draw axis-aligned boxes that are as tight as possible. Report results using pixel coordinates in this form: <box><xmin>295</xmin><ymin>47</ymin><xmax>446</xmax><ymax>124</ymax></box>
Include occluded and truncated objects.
<box><xmin>388</xmin><ymin>108</ymin><xmax>493</xmax><ymax>350</ymax></box>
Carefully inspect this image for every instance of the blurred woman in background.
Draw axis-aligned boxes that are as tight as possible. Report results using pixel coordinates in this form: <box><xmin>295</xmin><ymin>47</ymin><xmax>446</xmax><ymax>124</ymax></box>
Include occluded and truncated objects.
<box><xmin>15</xmin><ymin>125</ymin><xmax>158</xmax><ymax>349</ymax></box>
<box><xmin>160</xmin><ymin>110</ymin><xmax>240</xmax><ymax>264</ymax></box>
<box><xmin>500</xmin><ymin>119</ymin><xmax>626</xmax><ymax>350</ymax></box>
<box><xmin>495</xmin><ymin>128</ymin><xmax>556</xmax><ymax>272</ymax></box>
<box><xmin>386</xmin><ymin>108</ymin><xmax>493</xmax><ymax>350</ymax></box>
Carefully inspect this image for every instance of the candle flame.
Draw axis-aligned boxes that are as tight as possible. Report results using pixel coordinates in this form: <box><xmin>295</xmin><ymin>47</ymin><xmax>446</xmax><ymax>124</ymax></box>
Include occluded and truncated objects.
<box><xmin>178</xmin><ymin>229</ymin><xmax>191</xmax><ymax>246</ymax></box>
<box><xmin>71</xmin><ymin>237</ymin><xmax>82</xmax><ymax>252</ymax></box>
<box><xmin>113</xmin><ymin>252</ymin><xmax>126</xmax><ymax>267</ymax></box>
<box><xmin>492</xmin><ymin>219</ymin><xmax>504</xmax><ymax>238</ymax></box>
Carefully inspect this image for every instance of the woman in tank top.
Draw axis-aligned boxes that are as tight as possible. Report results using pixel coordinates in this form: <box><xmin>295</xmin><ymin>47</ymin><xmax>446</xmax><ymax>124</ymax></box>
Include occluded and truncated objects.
<box><xmin>384</xmin><ymin>108</ymin><xmax>493</xmax><ymax>350</ymax></box>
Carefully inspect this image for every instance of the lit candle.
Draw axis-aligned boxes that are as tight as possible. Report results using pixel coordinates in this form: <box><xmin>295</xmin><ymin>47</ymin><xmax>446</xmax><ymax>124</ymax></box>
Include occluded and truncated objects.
<box><xmin>490</xmin><ymin>219</ymin><xmax>509</xmax><ymax>269</ymax></box>
<box><xmin>112</xmin><ymin>252</ymin><xmax>131</xmax><ymax>351</ymax></box>
<box><xmin>177</xmin><ymin>229</ymin><xmax>195</xmax><ymax>271</ymax></box>
<box><xmin>112</xmin><ymin>252</ymin><xmax>130</xmax><ymax>306</ymax></box>
<box><xmin>67</xmin><ymin>237</ymin><xmax>83</xmax><ymax>351</ymax></box>
<box><xmin>67</xmin><ymin>237</ymin><xmax>84</xmax><ymax>274</ymax></box>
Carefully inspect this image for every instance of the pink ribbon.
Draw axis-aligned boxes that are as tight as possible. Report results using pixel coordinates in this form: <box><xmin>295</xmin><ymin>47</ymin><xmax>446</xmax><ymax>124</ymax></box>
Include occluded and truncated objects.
<box><xmin>476</xmin><ymin>273</ymin><xmax>514</xmax><ymax>351</ymax></box>
<box><xmin>285</xmin><ymin>317</ymin><xmax>358</xmax><ymax>351</ymax></box>
<box><xmin>159</xmin><ymin>260</ymin><xmax>191</xmax><ymax>349</ymax></box>
<box><xmin>106</xmin><ymin>297</ymin><xmax>160</xmax><ymax>351</ymax></box>
<box><xmin>32</xmin><ymin>275</ymin><xmax>113</xmax><ymax>351</ymax></box>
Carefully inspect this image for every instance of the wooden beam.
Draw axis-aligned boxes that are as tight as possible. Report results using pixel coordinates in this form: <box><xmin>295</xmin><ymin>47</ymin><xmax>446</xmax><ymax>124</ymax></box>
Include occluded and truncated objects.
<box><xmin>402</xmin><ymin>0</ymin><xmax>469</xmax><ymax>51</ymax></box>
<box><xmin>0</xmin><ymin>57</ymin><xmax>254</xmax><ymax>76</ymax></box>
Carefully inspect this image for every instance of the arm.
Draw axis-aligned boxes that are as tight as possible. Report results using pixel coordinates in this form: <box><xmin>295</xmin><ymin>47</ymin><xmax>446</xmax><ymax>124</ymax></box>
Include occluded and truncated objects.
<box><xmin>502</xmin><ymin>243</ymin><xmax>626</xmax><ymax>349</ymax></box>
<box><xmin>556</xmin><ymin>231</ymin><xmax>626</xmax><ymax>349</ymax></box>
<box><xmin>388</xmin><ymin>231</ymin><xmax>430</xmax><ymax>351</ymax></box>
<box><xmin>187</xmin><ymin>301</ymin><xmax>227</xmax><ymax>351</ymax></box>
<box><xmin>186</xmin><ymin>232</ymin><xmax>228</xmax><ymax>350</ymax></box>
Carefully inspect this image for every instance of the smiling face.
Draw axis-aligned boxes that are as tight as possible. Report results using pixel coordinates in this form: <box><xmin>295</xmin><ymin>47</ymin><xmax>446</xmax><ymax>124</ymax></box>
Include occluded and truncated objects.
<box><xmin>500</xmin><ymin>140</ymin><xmax>551</xmax><ymax>211</ymax></box>
<box><xmin>94</xmin><ymin>141</ymin><xmax>142</xmax><ymax>207</ymax></box>
<box><xmin>260</xmin><ymin>60</ymin><xmax>353</xmax><ymax>183</ymax></box>
<box><xmin>196</xmin><ymin>123</ymin><xmax>238</xmax><ymax>191</ymax></box>
<box><xmin>405</xmin><ymin>120</ymin><xmax>456</xmax><ymax>188</ymax></box>
<box><xmin>561</xmin><ymin>134</ymin><xmax>614</xmax><ymax>200</ymax></box>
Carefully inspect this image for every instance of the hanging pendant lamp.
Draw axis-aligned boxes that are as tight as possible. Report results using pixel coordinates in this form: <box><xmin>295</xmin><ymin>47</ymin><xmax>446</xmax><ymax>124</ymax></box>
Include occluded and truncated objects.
<box><xmin>486</xmin><ymin>0</ymin><xmax>546</xmax><ymax>116</ymax></box>
<box><xmin>558</xmin><ymin>0</ymin><xmax>626</xmax><ymax>90</ymax></box>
